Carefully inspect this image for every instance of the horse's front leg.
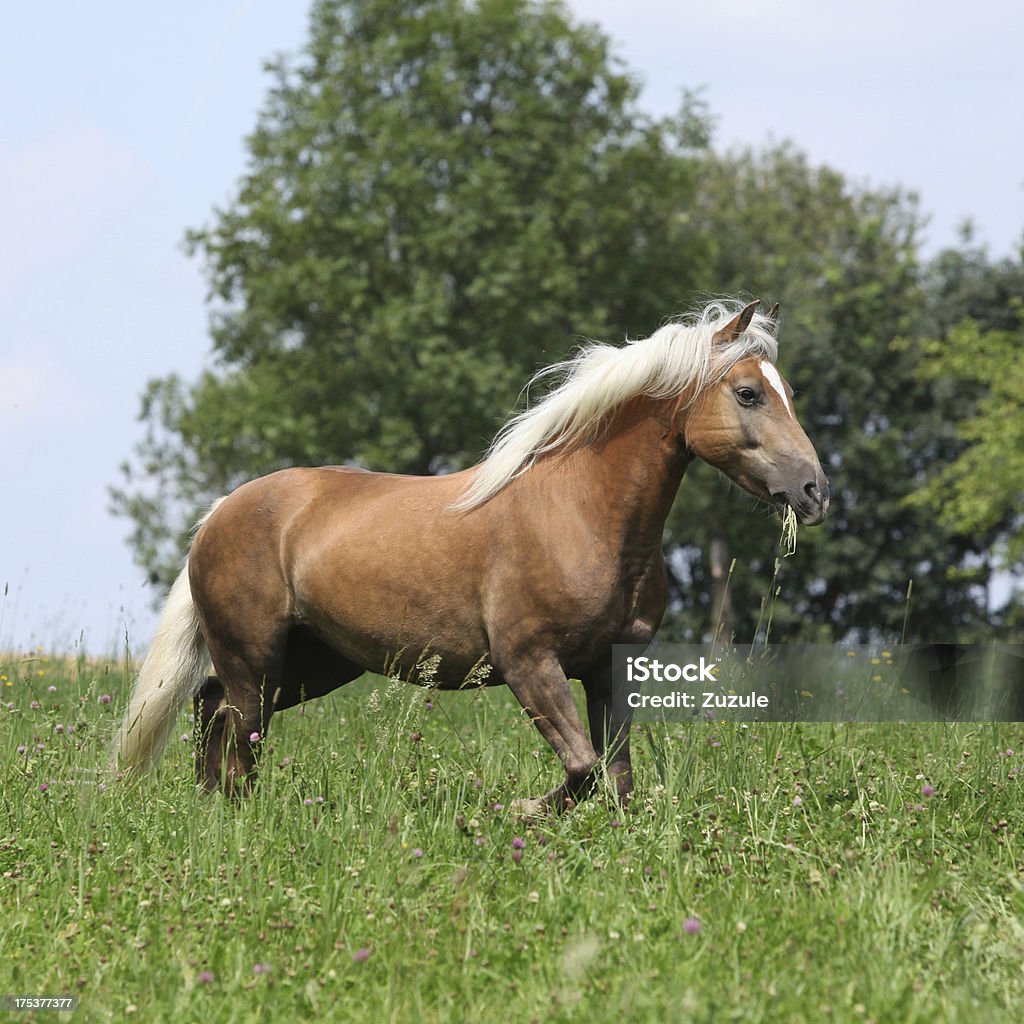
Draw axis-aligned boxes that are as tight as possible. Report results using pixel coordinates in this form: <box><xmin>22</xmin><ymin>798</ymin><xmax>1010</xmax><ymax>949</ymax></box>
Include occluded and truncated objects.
<box><xmin>500</xmin><ymin>654</ymin><xmax>601</xmax><ymax>820</ymax></box>
<box><xmin>584</xmin><ymin>667</ymin><xmax>633</xmax><ymax>807</ymax></box>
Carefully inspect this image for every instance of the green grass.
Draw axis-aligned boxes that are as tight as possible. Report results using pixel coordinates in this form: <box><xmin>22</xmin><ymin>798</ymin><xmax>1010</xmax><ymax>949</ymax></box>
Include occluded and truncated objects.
<box><xmin>2</xmin><ymin>651</ymin><xmax>1023</xmax><ymax>1022</ymax></box>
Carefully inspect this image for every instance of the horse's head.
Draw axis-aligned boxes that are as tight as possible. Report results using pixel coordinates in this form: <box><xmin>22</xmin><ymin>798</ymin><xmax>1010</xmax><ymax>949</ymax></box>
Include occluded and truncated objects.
<box><xmin>683</xmin><ymin>302</ymin><xmax>829</xmax><ymax>525</ymax></box>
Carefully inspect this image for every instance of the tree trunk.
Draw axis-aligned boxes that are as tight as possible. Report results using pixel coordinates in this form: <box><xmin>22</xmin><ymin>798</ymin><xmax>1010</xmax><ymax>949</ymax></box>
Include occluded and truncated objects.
<box><xmin>709</xmin><ymin>533</ymin><xmax>735</xmax><ymax>641</ymax></box>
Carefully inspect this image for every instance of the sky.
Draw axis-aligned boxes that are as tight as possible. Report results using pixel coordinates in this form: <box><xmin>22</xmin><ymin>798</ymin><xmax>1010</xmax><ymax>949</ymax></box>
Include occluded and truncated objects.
<box><xmin>2</xmin><ymin>0</ymin><xmax>1022</xmax><ymax>656</ymax></box>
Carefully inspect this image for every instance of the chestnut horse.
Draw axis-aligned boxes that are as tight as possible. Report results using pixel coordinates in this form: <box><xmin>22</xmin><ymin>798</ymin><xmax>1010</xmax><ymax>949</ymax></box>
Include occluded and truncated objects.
<box><xmin>115</xmin><ymin>299</ymin><xmax>828</xmax><ymax>817</ymax></box>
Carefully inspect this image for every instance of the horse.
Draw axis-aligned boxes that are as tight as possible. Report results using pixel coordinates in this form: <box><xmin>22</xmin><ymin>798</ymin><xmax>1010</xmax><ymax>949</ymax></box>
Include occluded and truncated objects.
<box><xmin>114</xmin><ymin>298</ymin><xmax>829</xmax><ymax>818</ymax></box>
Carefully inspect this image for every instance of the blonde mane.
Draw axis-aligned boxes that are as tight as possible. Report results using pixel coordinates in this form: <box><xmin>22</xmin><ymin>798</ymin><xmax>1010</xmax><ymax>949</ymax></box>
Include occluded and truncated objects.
<box><xmin>454</xmin><ymin>300</ymin><xmax>779</xmax><ymax>509</ymax></box>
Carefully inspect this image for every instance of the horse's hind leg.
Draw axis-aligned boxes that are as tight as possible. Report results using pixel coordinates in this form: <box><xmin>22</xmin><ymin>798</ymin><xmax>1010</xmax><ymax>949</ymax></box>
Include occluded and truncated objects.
<box><xmin>200</xmin><ymin>628</ymin><xmax>288</xmax><ymax>798</ymax></box>
<box><xmin>194</xmin><ymin>675</ymin><xmax>227</xmax><ymax>789</ymax></box>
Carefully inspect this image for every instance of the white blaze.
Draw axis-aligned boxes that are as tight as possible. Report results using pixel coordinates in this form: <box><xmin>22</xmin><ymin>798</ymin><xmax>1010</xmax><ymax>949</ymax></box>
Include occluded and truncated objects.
<box><xmin>759</xmin><ymin>360</ymin><xmax>793</xmax><ymax>418</ymax></box>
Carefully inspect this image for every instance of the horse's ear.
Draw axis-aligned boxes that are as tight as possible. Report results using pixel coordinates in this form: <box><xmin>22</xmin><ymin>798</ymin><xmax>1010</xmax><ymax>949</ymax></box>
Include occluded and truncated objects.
<box><xmin>767</xmin><ymin>302</ymin><xmax>780</xmax><ymax>327</ymax></box>
<box><xmin>712</xmin><ymin>300</ymin><xmax>760</xmax><ymax>346</ymax></box>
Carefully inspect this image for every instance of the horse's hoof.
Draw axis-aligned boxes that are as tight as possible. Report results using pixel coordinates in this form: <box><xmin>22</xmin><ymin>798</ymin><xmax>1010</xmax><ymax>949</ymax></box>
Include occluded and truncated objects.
<box><xmin>511</xmin><ymin>797</ymin><xmax>549</xmax><ymax>823</ymax></box>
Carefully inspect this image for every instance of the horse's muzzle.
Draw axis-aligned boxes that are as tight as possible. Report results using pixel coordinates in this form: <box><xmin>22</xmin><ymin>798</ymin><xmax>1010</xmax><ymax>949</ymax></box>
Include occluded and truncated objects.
<box><xmin>774</xmin><ymin>476</ymin><xmax>829</xmax><ymax>526</ymax></box>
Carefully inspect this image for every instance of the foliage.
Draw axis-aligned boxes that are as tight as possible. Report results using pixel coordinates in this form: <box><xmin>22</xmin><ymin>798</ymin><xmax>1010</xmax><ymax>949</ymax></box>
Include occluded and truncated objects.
<box><xmin>4</xmin><ymin>653</ymin><xmax>1024</xmax><ymax>1021</ymax></box>
<box><xmin>112</xmin><ymin>0</ymin><xmax>711</xmax><ymax>585</ymax></box>
<box><xmin>912</xmin><ymin>307</ymin><xmax>1024</xmax><ymax>571</ymax></box>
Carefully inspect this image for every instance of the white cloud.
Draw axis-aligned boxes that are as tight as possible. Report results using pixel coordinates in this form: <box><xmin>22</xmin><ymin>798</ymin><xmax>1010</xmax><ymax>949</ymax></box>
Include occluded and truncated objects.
<box><xmin>0</xmin><ymin>120</ymin><xmax>153</xmax><ymax>309</ymax></box>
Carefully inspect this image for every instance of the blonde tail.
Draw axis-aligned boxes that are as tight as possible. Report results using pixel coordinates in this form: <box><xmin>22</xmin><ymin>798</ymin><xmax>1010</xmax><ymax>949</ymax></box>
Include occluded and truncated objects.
<box><xmin>113</xmin><ymin>562</ymin><xmax>208</xmax><ymax>775</ymax></box>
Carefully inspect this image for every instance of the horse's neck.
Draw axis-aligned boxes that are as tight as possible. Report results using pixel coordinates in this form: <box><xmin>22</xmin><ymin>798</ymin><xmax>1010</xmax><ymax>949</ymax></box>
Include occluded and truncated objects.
<box><xmin>553</xmin><ymin>397</ymin><xmax>692</xmax><ymax>558</ymax></box>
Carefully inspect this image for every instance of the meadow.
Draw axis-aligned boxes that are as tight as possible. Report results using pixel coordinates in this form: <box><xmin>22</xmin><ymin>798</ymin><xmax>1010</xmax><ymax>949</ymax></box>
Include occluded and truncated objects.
<box><xmin>2</xmin><ymin>649</ymin><xmax>1023</xmax><ymax>1022</ymax></box>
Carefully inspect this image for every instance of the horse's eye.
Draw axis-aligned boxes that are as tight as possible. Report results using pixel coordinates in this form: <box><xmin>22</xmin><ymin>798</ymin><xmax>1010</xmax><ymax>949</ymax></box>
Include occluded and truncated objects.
<box><xmin>735</xmin><ymin>387</ymin><xmax>759</xmax><ymax>406</ymax></box>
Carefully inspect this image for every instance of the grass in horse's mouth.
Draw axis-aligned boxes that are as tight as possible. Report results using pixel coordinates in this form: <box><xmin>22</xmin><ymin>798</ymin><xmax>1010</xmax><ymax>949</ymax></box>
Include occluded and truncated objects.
<box><xmin>780</xmin><ymin>504</ymin><xmax>799</xmax><ymax>556</ymax></box>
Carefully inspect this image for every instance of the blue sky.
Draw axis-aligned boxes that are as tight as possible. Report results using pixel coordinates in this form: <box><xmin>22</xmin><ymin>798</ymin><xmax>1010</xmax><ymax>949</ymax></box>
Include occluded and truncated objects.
<box><xmin>2</xmin><ymin>0</ymin><xmax>1022</xmax><ymax>655</ymax></box>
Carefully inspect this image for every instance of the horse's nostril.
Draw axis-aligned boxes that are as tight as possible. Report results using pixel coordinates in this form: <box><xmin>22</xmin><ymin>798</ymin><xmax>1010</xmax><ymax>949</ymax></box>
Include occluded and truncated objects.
<box><xmin>804</xmin><ymin>481</ymin><xmax>821</xmax><ymax>503</ymax></box>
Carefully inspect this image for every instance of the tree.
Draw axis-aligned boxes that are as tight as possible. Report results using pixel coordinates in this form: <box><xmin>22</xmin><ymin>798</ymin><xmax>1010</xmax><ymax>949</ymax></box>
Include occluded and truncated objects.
<box><xmin>658</xmin><ymin>145</ymin><xmax>1008</xmax><ymax>642</ymax></box>
<box><xmin>912</xmin><ymin>289</ymin><xmax>1024</xmax><ymax>573</ymax></box>
<box><xmin>113</xmin><ymin>0</ymin><xmax>712</xmax><ymax>585</ymax></box>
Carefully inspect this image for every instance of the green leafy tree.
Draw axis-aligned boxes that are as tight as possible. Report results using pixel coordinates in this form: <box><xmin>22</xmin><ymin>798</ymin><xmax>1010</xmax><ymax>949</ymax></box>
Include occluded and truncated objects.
<box><xmin>659</xmin><ymin>145</ymin><xmax>1006</xmax><ymax>642</ymax></box>
<box><xmin>113</xmin><ymin>0</ymin><xmax>711</xmax><ymax>585</ymax></box>
<box><xmin>912</xmin><ymin>300</ymin><xmax>1024</xmax><ymax>572</ymax></box>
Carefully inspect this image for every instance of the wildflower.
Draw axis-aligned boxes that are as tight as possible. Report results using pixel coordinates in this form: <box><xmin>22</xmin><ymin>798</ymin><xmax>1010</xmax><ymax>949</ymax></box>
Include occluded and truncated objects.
<box><xmin>425</xmin><ymin>701</ymin><xmax>434</xmax><ymax>712</ymax></box>
<box><xmin>16</xmin><ymin>745</ymin><xmax>26</xmax><ymax>755</ymax></box>
<box><xmin>252</xmin><ymin>963</ymin><xmax>271</xmax><ymax>975</ymax></box>
<box><xmin>30</xmin><ymin>700</ymin><xmax>40</xmax><ymax>710</ymax></box>
<box><xmin>410</xmin><ymin>731</ymin><xmax>422</xmax><ymax>743</ymax></box>
<box><xmin>793</xmin><ymin>796</ymin><xmax>803</xmax><ymax>807</ymax></box>
<box><xmin>47</xmin><ymin>685</ymin><xmax>57</xmax><ymax>693</ymax></box>
<box><xmin>412</xmin><ymin>848</ymin><xmax>424</xmax><ymax>859</ymax></box>
<box><xmin>38</xmin><ymin>783</ymin><xmax>49</xmax><ymax>793</ymax></box>
<box><xmin>249</xmin><ymin>731</ymin><xmax>260</xmax><ymax>743</ymax></box>
<box><xmin>304</xmin><ymin>798</ymin><xmax>313</xmax><ymax>806</ymax></box>
<box><xmin>352</xmin><ymin>948</ymin><xmax>371</xmax><ymax>963</ymax></box>
<box><xmin>55</xmin><ymin>724</ymin><xmax>64</xmax><ymax>734</ymax></box>
<box><xmin>921</xmin><ymin>784</ymin><xmax>935</xmax><ymax>798</ymax></box>
<box><xmin>99</xmin><ymin>694</ymin><xmax>111</xmax><ymax>704</ymax></box>
<box><xmin>683</xmin><ymin>917</ymin><xmax>702</xmax><ymax>935</ymax></box>
<box><xmin>512</xmin><ymin>836</ymin><xmax>526</xmax><ymax>849</ymax></box>
<box><xmin>315</xmin><ymin>795</ymin><xmax>324</xmax><ymax>804</ymax></box>
<box><xmin>512</xmin><ymin>848</ymin><xmax>523</xmax><ymax>864</ymax></box>
<box><xmin>610</xmin><ymin>819</ymin><xmax>622</xmax><ymax>828</ymax></box>
<box><xmin>197</xmin><ymin>971</ymin><xmax>215</xmax><ymax>984</ymax></box>
<box><xmin>492</xmin><ymin>803</ymin><xmax>504</xmax><ymax>811</ymax></box>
